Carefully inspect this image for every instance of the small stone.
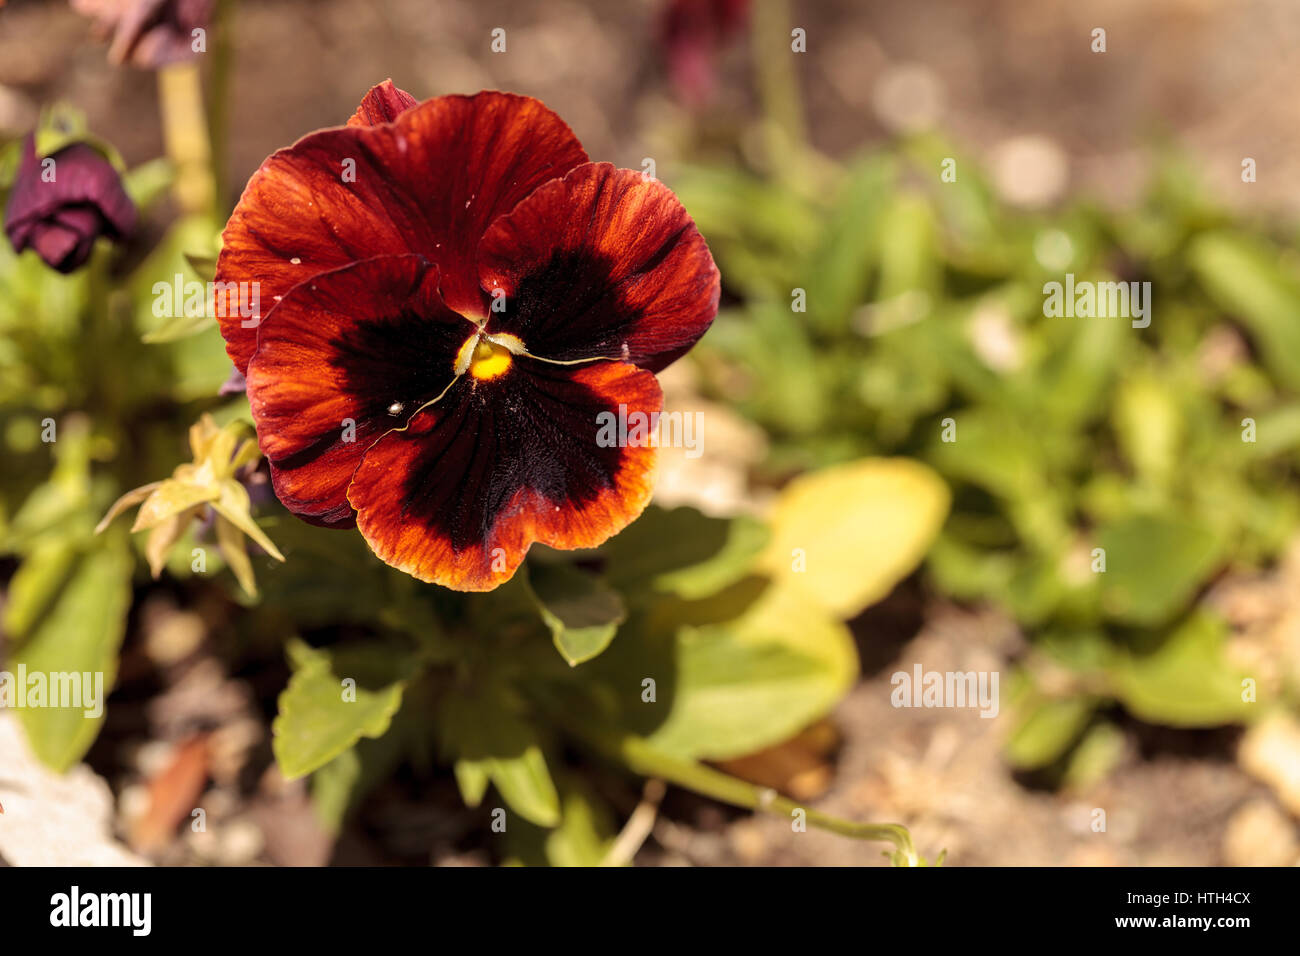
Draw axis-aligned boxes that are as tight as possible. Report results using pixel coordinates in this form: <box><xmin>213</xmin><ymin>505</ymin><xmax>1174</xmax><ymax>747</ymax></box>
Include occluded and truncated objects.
<box><xmin>1222</xmin><ymin>799</ymin><xmax>1299</xmax><ymax>867</ymax></box>
<box><xmin>871</xmin><ymin>63</ymin><xmax>944</xmax><ymax>133</ymax></box>
<box><xmin>217</xmin><ymin>818</ymin><xmax>265</xmax><ymax>865</ymax></box>
<box><xmin>1239</xmin><ymin>713</ymin><xmax>1300</xmax><ymax>816</ymax></box>
<box><xmin>991</xmin><ymin>136</ymin><xmax>1068</xmax><ymax>208</ymax></box>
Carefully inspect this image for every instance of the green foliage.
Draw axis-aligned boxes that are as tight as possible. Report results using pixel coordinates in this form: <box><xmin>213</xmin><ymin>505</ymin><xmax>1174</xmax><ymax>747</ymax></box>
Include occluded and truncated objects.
<box><xmin>1110</xmin><ymin>612</ymin><xmax>1254</xmax><ymax>727</ymax></box>
<box><xmin>1096</xmin><ymin>514</ymin><xmax>1223</xmax><ymax>626</ymax></box>
<box><xmin>282</xmin><ymin>484</ymin><xmax>936</xmax><ymax>849</ymax></box>
<box><xmin>272</xmin><ymin>639</ymin><xmax>411</xmax><ymax>780</ymax></box>
<box><xmin>525</xmin><ymin>562</ymin><xmax>626</xmax><ymax>667</ymax></box>
<box><xmin>628</xmin><ymin>583</ymin><xmax>858</xmax><ymax>761</ymax></box>
<box><xmin>676</xmin><ymin>136</ymin><xmax>1300</xmax><ymax>771</ymax></box>
<box><xmin>1</xmin><ymin>419</ymin><xmax>134</xmax><ymax>770</ymax></box>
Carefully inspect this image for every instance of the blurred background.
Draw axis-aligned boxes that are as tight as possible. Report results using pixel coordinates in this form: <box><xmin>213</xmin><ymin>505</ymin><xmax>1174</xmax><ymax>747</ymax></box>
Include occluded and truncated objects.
<box><xmin>3</xmin><ymin>0</ymin><xmax>1300</xmax><ymax>866</ymax></box>
<box><xmin>6</xmin><ymin>0</ymin><xmax>1300</xmax><ymax>212</ymax></box>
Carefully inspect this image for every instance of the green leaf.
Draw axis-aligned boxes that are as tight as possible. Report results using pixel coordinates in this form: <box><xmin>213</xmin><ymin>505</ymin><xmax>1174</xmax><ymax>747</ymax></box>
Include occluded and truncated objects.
<box><xmin>486</xmin><ymin>743</ymin><xmax>562</xmax><ymax>828</ymax></box>
<box><xmin>141</xmin><ymin>309</ymin><xmax>215</xmax><ymax>344</ymax></box>
<box><xmin>639</xmin><ymin>582</ymin><xmax>858</xmax><ymax>760</ymax></box>
<box><xmin>742</xmin><ymin>305</ymin><xmax>829</xmax><ymax>435</ymax></box>
<box><xmin>310</xmin><ymin>748</ymin><xmax>364</xmax><ymax>834</ymax></box>
<box><xmin>1039</xmin><ymin>309</ymin><xmax>1130</xmax><ymax>428</ymax></box>
<box><xmin>1</xmin><ymin>537</ymin><xmax>80</xmax><ymax>643</ymax></box>
<box><xmin>1110</xmin><ymin>612</ymin><xmax>1254</xmax><ymax>727</ymax></box>
<box><xmin>503</xmin><ymin>776</ymin><xmax>617</xmax><ymax>867</ymax></box>
<box><xmin>1097</xmin><ymin>513</ymin><xmax>1223</xmax><ymax>626</ymax></box>
<box><xmin>311</xmin><ymin>708</ymin><xmax>414</xmax><ymax>834</ymax></box>
<box><xmin>759</xmin><ymin>457</ymin><xmax>950</xmax><ymax>619</ymax></box>
<box><xmin>668</xmin><ymin>165</ymin><xmax>821</xmax><ymax>302</ymax></box>
<box><xmin>602</xmin><ymin>506</ymin><xmax>768</xmax><ymax>599</ymax></box>
<box><xmin>129</xmin><ymin>215</ymin><xmax>238</xmax><ymax>400</ymax></box>
<box><xmin>1113</xmin><ymin>375</ymin><xmax>1182</xmax><ymax>491</ymax></box>
<box><xmin>439</xmin><ymin>683</ymin><xmax>561</xmax><ymax>827</ymax></box>
<box><xmin>250</xmin><ymin>515</ymin><xmax>408</xmax><ymax>627</ymax></box>
<box><xmin>526</xmin><ymin>562</ymin><xmax>626</xmax><ymax>667</ymax></box>
<box><xmin>926</xmin><ymin>531</ymin><xmax>1016</xmax><ymax>601</ymax></box>
<box><xmin>543</xmin><ymin>784</ymin><xmax>616</xmax><ymax>867</ymax></box>
<box><xmin>600</xmin><ymin>504</ymin><xmax>764</xmax><ymax>600</ymax></box>
<box><xmin>1190</xmin><ymin>231</ymin><xmax>1300</xmax><ymax>390</ymax></box>
<box><xmin>1244</xmin><ymin>402</ymin><xmax>1300</xmax><ymax>459</ymax></box>
<box><xmin>927</xmin><ymin>406</ymin><xmax>1049</xmax><ymax>501</ymax></box>
<box><xmin>805</xmin><ymin>153</ymin><xmax>896</xmax><ymax>333</ymax></box>
<box><xmin>272</xmin><ymin>640</ymin><xmax>408</xmax><ymax>780</ymax></box>
<box><xmin>876</xmin><ymin>190</ymin><xmax>940</xmax><ymax>303</ymax></box>
<box><xmin>1005</xmin><ymin>694</ymin><xmax>1097</xmax><ymax>771</ymax></box>
<box><xmin>453</xmin><ymin>759</ymin><xmax>491</xmax><ymax>807</ymax></box>
<box><xmin>183</xmin><ymin>248</ymin><xmax>218</xmax><ymax>282</ymax></box>
<box><xmin>122</xmin><ymin>158</ymin><xmax>175</xmax><ymax>212</ymax></box>
<box><xmin>12</xmin><ymin>537</ymin><xmax>133</xmax><ymax>770</ymax></box>
<box><xmin>1061</xmin><ymin>721</ymin><xmax>1127</xmax><ymax>790</ymax></box>
<box><xmin>652</xmin><ymin>515</ymin><xmax>769</xmax><ymax>599</ymax></box>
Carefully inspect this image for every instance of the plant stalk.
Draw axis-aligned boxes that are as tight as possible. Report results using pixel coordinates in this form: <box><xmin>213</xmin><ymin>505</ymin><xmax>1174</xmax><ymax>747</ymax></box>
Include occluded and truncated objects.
<box><xmin>157</xmin><ymin>62</ymin><xmax>215</xmax><ymax>217</ymax></box>
<box><xmin>615</xmin><ymin>733</ymin><xmax>922</xmax><ymax>865</ymax></box>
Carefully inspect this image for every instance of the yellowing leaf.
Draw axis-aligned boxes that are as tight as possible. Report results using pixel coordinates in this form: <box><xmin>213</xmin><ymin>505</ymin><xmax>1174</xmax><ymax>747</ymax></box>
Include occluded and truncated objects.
<box><xmin>215</xmin><ymin>514</ymin><xmax>256</xmax><ymax>596</ymax></box>
<box><xmin>759</xmin><ymin>458</ymin><xmax>950</xmax><ymax>619</ymax></box>
<box><xmin>145</xmin><ymin>509</ymin><xmax>195</xmax><ymax>578</ymax></box>
<box><xmin>94</xmin><ymin>482</ymin><xmax>161</xmax><ymax>534</ymax></box>
<box><xmin>131</xmin><ymin>479</ymin><xmax>217</xmax><ymax>531</ymax></box>
<box><xmin>96</xmin><ymin>414</ymin><xmax>282</xmax><ymax>593</ymax></box>
<box><xmin>212</xmin><ymin>481</ymin><xmax>284</xmax><ymax>562</ymax></box>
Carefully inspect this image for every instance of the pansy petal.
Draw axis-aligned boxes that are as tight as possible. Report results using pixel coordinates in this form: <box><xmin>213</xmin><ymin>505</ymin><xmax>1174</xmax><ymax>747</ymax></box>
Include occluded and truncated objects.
<box><xmin>477</xmin><ymin>162</ymin><xmax>719</xmax><ymax>372</ymax></box>
<box><xmin>216</xmin><ymin>92</ymin><xmax>588</xmax><ymax>372</ymax></box>
<box><xmin>245</xmin><ymin>254</ymin><xmax>471</xmax><ymax>526</ymax></box>
<box><xmin>348</xmin><ymin>360</ymin><xmax>661</xmax><ymax>591</ymax></box>
<box><xmin>347</xmin><ymin>79</ymin><xmax>418</xmax><ymax>127</ymax></box>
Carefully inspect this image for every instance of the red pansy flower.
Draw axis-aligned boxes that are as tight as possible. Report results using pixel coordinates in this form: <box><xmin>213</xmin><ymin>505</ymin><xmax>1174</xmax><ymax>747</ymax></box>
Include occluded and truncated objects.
<box><xmin>215</xmin><ymin>81</ymin><xmax>719</xmax><ymax>591</ymax></box>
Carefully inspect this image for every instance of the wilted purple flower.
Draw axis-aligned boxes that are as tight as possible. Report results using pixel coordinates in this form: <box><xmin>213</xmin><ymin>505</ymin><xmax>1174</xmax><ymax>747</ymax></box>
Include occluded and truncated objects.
<box><xmin>71</xmin><ymin>0</ymin><xmax>213</xmax><ymax>69</ymax></box>
<box><xmin>4</xmin><ymin>136</ymin><xmax>136</xmax><ymax>274</ymax></box>
<box><xmin>658</xmin><ymin>0</ymin><xmax>751</xmax><ymax>106</ymax></box>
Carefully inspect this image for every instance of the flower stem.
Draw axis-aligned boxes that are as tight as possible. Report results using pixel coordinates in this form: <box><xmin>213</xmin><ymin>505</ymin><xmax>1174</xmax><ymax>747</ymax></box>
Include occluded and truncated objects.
<box><xmin>207</xmin><ymin>0</ymin><xmax>237</xmax><ymax>210</ymax></box>
<box><xmin>750</xmin><ymin>0</ymin><xmax>805</xmax><ymax>179</ymax></box>
<box><xmin>615</xmin><ymin>734</ymin><xmax>921</xmax><ymax>865</ymax></box>
<box><xmin>157</xmin><ymin>62</ymin><xmax>215</xmax><ymax>217</ymax></box>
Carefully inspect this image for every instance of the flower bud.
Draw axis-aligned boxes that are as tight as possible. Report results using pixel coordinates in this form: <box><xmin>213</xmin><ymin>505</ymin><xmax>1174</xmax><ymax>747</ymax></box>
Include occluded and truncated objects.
<box><xmin>4</xmin><ymin>136</ymin><xmax>136</xmax><ymax>273</ymax></box>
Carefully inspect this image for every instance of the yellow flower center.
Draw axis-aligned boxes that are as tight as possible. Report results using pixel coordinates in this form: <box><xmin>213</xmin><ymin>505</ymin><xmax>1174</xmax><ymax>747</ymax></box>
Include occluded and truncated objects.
<box><xmin>470</xmin><ymin>339</ymin><xmax>511</xmax><ymax>380</ymax></box>
<box><xmin>455</xmin><ymin>331</ymin><xmax>523</xmax><ymax>381</ymax></box>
